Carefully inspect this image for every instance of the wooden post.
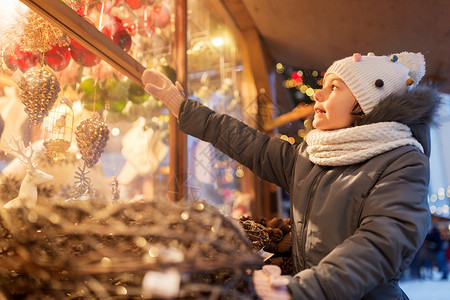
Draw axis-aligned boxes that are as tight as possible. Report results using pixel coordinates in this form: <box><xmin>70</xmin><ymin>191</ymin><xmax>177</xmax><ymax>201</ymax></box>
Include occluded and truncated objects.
<box><xmin>169</xmin><ymin>0</ymin><xmax>188</xmax><ymax>202</ymax></box>
<box><xmin>219</xmin><ymin>0</ymin><xmax>279</xmax><ymax>218</ymax></box>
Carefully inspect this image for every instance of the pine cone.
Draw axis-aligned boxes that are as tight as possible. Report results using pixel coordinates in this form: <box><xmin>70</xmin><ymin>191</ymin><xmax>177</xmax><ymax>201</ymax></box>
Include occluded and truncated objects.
<box><xmin>239</xmin><ymin>220</ymin><xmax>270</xmax><ymax>250</ymax></box>
<box><xmin>280</xmin><ymin>256</ymin><xmax>293</xmax><ymax>275</ymax></box>
<box><xmin>266</xmin><ymin>217</ymin><xmax>283</xmax><ymax>229</ymax></box>
<box><xmin>267</xmin><ymin>228</ymin><xmax>283</xmax><ymax>243</ymax></box>
<box><xmin>253</xmin><ymin>217</ymin><xmax>268</xmax><ymax>227</ymax></box>
<box><xmin>239</xmin><ymin>215</ymin><xmax>252</xmax><ymax>222</ymax></box>
<box><xmin>279</xmin><ymin>222</ymin><xmax>291</xmax><ymax>235</ymax></box>
<box><xmin>75</xmin><ymin>113</ymin><xmax>110</xmax><ymax>168</ymax></box>
<box><xmin>263</xmin><ymin>241</ymin><xmax>278</xmax><ymax>253</ymax></box>
<box><xmin>269</xmin><ymin>256</ymin><xmax>283</xmax><ymax>267</ymax></box>
<box><xmin>18</xmin><ymin>66</ymin><xmax>60</xmax><ymax>125</ymax></box>
<box><xmin>276</xmin><ymin>232</ymin><xmax>292</xmax><ymax>253</ymax></box>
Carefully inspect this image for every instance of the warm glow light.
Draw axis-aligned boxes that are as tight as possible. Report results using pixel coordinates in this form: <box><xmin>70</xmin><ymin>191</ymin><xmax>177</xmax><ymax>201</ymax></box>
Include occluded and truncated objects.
<box><xmin>1</xmin><ymin>0</ymin><xmax>28</xmax><ymax>36</ymax></box>
<box><xmin>116</xmin><ymin>286</ymin><xmax>127</xmax><ymax>295</ymax></box>
<box><xmin>276</xmin><ymin>63</ymin><xmax>285</xmax><ymax>74</ymax></box>
<box><xmin>211</xmin><ymin>37</ymin><xmax>224</xmax><ymax>47</ymax></box>
<box><xmin>149</xmin><ymin>247</ymin><xmax>160</xmax><ymax>258</ymax></box>
<box><xmin>306</xmin><ymin>88</ymin><xmax>315</xmax><ymax>97</ymax></box>
<box><xmin>111</xmin><ymin>127</ymin><xmax>120</xmax><ymax>136</ymax></box>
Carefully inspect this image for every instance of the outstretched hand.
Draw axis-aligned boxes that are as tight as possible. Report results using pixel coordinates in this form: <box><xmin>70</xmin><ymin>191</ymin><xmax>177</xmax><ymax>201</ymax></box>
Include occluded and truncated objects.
<box><xmin>141</xmin><ymin>69</ymin><xmax>185</xmax><ymax>117</ymax></box>
<box><xmin>253</xmin><ymin>265</ymin><xmax>291</xmax><ymax>300</ymax></box>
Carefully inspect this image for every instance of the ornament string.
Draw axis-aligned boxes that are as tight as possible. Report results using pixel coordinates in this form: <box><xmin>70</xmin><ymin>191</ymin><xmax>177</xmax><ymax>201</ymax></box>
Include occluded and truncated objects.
<box><xmin>93</xmin><ymin>78</ymin><xmax>98</xmax><ymax>113</ymax></box>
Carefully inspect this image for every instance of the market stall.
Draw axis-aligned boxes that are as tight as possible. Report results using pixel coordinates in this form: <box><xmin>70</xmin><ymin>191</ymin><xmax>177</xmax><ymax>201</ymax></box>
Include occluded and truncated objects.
<box><xmin>0</xmin><ymin>0</ymin><xmax>287</xmax><ymax>298</ymax></box>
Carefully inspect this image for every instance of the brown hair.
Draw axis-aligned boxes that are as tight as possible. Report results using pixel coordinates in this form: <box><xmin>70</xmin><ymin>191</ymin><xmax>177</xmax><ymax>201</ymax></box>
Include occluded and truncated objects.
<box><xmin>351</xmin><ymin>101</ymin><xmax>365</xmax><ymax>126</ymax></box>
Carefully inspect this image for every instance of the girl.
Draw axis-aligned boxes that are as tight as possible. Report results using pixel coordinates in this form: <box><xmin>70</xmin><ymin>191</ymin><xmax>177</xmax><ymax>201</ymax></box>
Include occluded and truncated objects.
<box><xmin>142</xmin><ymin>52</ymin><xmax>442</xmax><ymax>299</ymax></box>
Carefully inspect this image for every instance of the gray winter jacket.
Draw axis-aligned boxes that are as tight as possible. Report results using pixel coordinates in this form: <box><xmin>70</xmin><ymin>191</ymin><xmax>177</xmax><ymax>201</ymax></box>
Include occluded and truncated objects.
<box><xmin>178</xmin><ymin>87</ymin><xmax>441</xmax><ymax>299</ymax></box>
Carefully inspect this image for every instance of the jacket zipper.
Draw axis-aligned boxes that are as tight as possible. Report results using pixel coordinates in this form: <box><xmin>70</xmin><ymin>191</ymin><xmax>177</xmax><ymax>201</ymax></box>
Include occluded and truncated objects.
<box><xmin>299</xmin><ymin>169</ymin><xmax>325</xmax><ymax>270</ymax></box>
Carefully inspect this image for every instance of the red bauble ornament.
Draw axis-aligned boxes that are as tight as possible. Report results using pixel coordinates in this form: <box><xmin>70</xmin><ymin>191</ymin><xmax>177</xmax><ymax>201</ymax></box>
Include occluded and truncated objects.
<box><xmin>3</xmin><ymin>43</ymin><xmax>39</xmax><ymax>72</ymax></box>
<box><xmin>69</xmin><ymin>17</ymin><xmax>100</xmax><ymax>67</ymax></box>
<box><xmin>44</xmin><ymin>44</ymin><xmax>71</xmax><ymax>71</ymax></box>
<box><xmin>69</xmin><ymin>38</ymin><xmax>101</xmax><ymax>67</ymax></box>
<box><xmin>101</xmin><ymin>16</ymin><xmax>132</xmax><ymax>52</ymax></box>
<box><xmin>122</xmin><ymin>18</ymin><xmax>137</xmax><ymax>37</ymax></box>
<box><xmin>148</xmin><ymin>2</ymin><xmax>171</xmax><ymax>28</ymax></box>
<box><xmin>95</xmin><ymin>0</ymin><xmax>120</xmax><ymax>14</ymax></box>
<box><xmin>136</xmin><ymin>16</ymin><xmax>155</xmax><ymax>36</ymax></box>
<box><xmin>125</xmin><ymin>0</ymin><xmax>142</xmax><ymax>9</ymax></box>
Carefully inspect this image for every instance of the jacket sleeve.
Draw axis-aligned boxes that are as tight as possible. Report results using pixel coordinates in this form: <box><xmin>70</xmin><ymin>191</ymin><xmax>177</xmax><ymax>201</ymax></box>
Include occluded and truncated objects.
<box><xmin>178</xmin><ymin>99</ymin><xmax>297</xmax><ymax>191</ymax></box>
<box><xmin>287</xmin><ymin>150</ymin><xmax>431</xmax><ymax>299</ymax></box>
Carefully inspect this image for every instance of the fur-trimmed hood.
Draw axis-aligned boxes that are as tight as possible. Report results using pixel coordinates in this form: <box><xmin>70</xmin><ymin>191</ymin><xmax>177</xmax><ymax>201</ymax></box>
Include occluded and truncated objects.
<box><xmin>356</xmin><ymin>86</ymin><xmax>443</xmax><ymax>157</ymax></box>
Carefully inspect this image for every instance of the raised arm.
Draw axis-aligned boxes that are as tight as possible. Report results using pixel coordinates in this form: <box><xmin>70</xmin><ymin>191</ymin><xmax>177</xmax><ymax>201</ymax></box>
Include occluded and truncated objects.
<box><xmin>142</xmin><ymin>69</ymin><xmax>299</xmax><ymax>191</ymax></box>
<box><xmin>178</xmin><ymin>99</ymin><xmax>297</xmax><ymax>192</ymax></box>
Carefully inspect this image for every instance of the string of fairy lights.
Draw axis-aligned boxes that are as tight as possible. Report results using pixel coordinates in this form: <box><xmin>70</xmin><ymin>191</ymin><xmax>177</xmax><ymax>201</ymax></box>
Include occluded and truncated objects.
<box><xmin>274</xmin><ymin>62</ymin><xmax>323</xmax><ymax>145</ymax></box>
<box><xmin>276</xmin><ymin>62</ymin><xmax>323</xmax><ymax>105</ymax></box>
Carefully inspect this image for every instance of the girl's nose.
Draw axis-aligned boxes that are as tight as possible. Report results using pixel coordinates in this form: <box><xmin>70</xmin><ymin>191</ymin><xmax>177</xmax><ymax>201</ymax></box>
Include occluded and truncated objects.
<box><xmin>314</xmin><ymin>89</ymin><xmax>324</xmax><ymax>102</ymax></box>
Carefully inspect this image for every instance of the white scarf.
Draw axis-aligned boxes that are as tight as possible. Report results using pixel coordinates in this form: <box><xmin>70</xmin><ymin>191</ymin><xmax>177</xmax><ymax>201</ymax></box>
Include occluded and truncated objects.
<box><xmin>305</xmin><ymin>122</ymin><xmax>423</xmax><ymax>166</ymax></box>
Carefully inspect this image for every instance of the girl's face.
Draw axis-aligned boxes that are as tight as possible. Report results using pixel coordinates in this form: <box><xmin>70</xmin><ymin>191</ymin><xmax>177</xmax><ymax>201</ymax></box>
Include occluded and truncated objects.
<box><xmin>312</xmin><ymin>74</ymin><xmax>358</xmax><ymax>130</ymax></box>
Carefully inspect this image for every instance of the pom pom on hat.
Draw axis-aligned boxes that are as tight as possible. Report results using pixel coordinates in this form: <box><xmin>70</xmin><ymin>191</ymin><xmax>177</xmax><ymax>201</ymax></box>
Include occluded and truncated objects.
<box><xmin>396</xmin><ymin>52</ymin><xmax>426</xmax><ymax>84</ymax></box>
<box><xmin>325</xmin><ymin>51</ymin><xmax>426</xmax><ymax>114</ymax></box>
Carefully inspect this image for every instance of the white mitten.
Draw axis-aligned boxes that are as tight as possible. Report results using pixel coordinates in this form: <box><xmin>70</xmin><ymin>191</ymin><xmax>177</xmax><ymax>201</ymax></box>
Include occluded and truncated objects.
<box><xmin>253</xmin><ymin>265</ymin><xmax>291</xmax><ymax>300</ymax></box>
<box><xmin>141</xmin><ymin>69</ymin><xmax>185</xmax><ymax>117</ymax></box>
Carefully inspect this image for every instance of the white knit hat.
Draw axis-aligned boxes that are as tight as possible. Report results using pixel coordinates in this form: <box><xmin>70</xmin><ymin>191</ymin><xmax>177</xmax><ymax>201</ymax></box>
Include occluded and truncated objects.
<box><xmin>325</xmin><ymin>52</ymin><xmax>426</xmax><ymax>114</ymax></box>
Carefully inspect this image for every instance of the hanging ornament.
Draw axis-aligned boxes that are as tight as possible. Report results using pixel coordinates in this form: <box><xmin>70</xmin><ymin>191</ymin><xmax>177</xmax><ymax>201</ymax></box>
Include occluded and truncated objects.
<box><xmin>20</xmin><ymin>11</ymin><xmax>69</xmax><ymax>54</ymax></box>
<box><xmin>75</xmin><ymin>113</ymin><xmax>110</xmax><ymax>168</ymax></box>
<box><xmin>18</xmin><ymin>65</ymin><xmax>61</xmax><ymax>125</ymax></box>
<box><xmin>2</xmin><ymin>42</ymin><xmax>39</xmax><ymax>72</ymax></box>
<box><xmin>155</xmin><ymin>63</ymin><xmax>177</xmax><ymax>83</ymax></box>
<box><xmin>125</xmin><ymin>0</ymin><xmax>143</xmax><ymax>10</ymax></box>
<box><xmin>69</xmin><ymin>16</ymin><xmax>100</xmax><ymax>67</ymax></box>
<box><xmin>43</xmin><ymin>97</ymin><xmax>74</xmax><ymax>161</ymax></box>
<box><xmin>68</xmin><ymin>164</ymin><xmax>95</xmax><ymax>201</ymax></box>
<box><xmin>95</xmin><ymin>0</ymin><xmax>119</xmax><ymax>14</ymax></box>
<box><xmin>111</xmin><ymin>174</ymin><xmax>120</xmax><ymax>201</ymax></box>
<box><xmin>69</xmin><ymin>37</ymin><xmax>101</xmax><ymax>67</ymax></box>
<box><xmin>148</xmin><ymin>1</ymin><xmax>171</xmax><ymax>28</ymax></box>
<box><xmin>44</xmin><ymin>44</ymin><xmax>71</xmax><ymax>72</ymax></box>
<box><xmin>77</xmin><ymin>77</ymin><xmax>103</xmax><ymax>111</ymax></box>
<box><xmin>101</xmin><ymin>16</ymin><xmax>132</xmax><ymax>52</ymax></box>
<box><xmin>124</xmin><ymin>0</ymin><xmax>155</xmax><ymax>9</ymax></box>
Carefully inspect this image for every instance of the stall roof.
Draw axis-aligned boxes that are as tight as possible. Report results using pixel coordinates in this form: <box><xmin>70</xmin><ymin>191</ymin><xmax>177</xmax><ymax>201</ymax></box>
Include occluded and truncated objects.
<box><xmin>239</xmin><ymin>0</ymin><xmax>450</xmax><ymax>94</ymax></box>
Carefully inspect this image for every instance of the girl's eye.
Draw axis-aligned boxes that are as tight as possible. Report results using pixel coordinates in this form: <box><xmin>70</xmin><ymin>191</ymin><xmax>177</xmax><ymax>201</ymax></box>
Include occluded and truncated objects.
<box><xmin>331</xmin><ymin>85</ymin><xmax>337</xmax><ymax>91</ymax></box>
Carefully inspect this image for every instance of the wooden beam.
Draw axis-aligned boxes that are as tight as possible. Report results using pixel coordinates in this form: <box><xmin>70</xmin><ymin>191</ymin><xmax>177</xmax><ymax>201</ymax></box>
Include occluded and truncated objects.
<box><xmin>218</xmin><ymin>0</ymin><xmax>255</xmax><ymax>31</ymax></box>
<box><xmin>19</xmin><ymin>0</ymin><xmax>145</xmax><ymax>87</ymax></box>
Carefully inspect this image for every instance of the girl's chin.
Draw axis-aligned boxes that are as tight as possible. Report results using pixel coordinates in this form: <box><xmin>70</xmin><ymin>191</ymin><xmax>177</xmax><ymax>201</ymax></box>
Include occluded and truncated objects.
<box><xmin>312</xmin><ymin>118</ymin><xmax>323</xmax><ymax>129</ymax></box>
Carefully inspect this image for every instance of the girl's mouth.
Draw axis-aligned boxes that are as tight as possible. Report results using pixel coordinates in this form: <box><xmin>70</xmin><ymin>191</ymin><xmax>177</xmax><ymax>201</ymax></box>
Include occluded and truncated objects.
<box><xmin>315</xmin><ymin>108</ymin><xmax>325</xmax><ymax>114</ymax></box>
